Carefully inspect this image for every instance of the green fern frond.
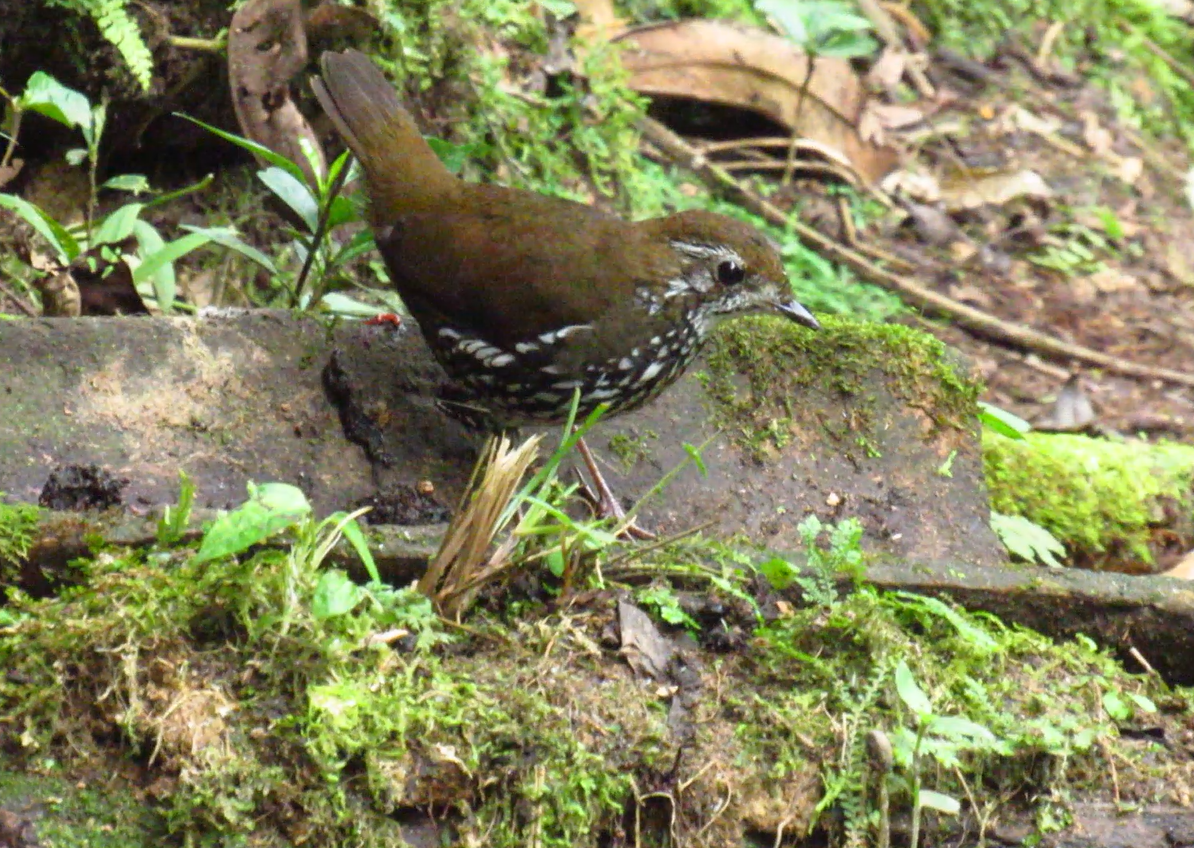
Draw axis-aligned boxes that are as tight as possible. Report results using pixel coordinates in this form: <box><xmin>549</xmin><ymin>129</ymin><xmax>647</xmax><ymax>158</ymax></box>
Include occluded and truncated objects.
<box><xmin>44</xmin><ymin>0</ymin><xmax>154</xmax><ymax>92</ymax></box>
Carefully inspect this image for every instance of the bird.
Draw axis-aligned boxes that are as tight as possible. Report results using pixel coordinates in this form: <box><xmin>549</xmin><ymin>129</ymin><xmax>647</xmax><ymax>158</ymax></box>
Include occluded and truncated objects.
<box><xmin>312</xmin><ymin>49</ymin><xmax>819</xmax><ymax>528</ymax></box>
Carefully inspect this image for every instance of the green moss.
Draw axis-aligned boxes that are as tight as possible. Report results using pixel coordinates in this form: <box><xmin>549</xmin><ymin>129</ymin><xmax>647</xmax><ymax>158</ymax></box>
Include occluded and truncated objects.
<box><xmin>733</xmin><ymin>584</ymin><xmax>1165</xmax><ymax>845</ymax></box>
<box><xmin>0</xmin><ymin>531</ymin><xmax>670</xmax><ymax>846</ymax></box>
<box><xmin>0</xmin><ymin>497</ymin><xmax>40</xmax><ymax>576</ymax></box>
<box><xmin>983</xmin><ymin>432</ymin><xmax>1194</xmax><ymax>567</ymax></box>
<box><xmin>607</xmin><ymin>429</ymin><xmax>658</xmax><ymax>468</ymax></box>
<box><xmin>377</xmin><ymin>0</ymin><xmax>650</xmax><ymax>212</ymax></box>
<box><xmin>0</xmin><ymin>767</ymin><xmax>163</xmax><ymax>846</ymax></box>
<box><xmin>701</xmin><ymin>314</ymin><xmax>981</xmax><ymax>459</ymax></box>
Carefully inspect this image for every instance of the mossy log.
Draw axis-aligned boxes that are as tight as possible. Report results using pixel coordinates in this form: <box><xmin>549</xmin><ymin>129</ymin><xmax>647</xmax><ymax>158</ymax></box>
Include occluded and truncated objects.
<box><xmin>984</xmin><ymin>432</ymin><xmax>1194</xmax><ymax>573</ymax></box>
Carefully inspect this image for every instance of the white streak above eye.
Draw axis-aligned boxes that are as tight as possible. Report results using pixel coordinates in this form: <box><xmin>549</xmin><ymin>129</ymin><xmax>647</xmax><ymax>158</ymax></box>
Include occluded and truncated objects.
<box><xmin>670</xmin><ymin>240</ymin><xmax>743</xmax><ymax>264</ymax></box>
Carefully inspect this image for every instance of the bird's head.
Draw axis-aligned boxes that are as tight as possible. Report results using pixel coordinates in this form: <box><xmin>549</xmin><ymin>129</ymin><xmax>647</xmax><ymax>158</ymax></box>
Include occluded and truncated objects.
<box><xmin>654</xmin><ymin>209</ymin><xmax>820</xmax><ymax>330</ymax></box>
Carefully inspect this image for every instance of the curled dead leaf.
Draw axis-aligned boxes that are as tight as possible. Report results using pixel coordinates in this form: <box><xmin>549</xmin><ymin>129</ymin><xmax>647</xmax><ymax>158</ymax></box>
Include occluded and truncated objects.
<box><xmin>939</xmin><ymin>169</ymin><xmax>1052</xmax><ymax>212</ymax></box>
<box><xmin>1034</xmin><ymin>374</ymin><xmax>1096</xmax><ymax>433</ymax></box>
<box><xmin>613</xmin><ymin>19</ymin><xmax>898</xmax><ymax>184</ymax></box>
<box><xmin>880</xmin><ymin>167</ymin><xmax>940</xmax><ymax>202</ymax></box>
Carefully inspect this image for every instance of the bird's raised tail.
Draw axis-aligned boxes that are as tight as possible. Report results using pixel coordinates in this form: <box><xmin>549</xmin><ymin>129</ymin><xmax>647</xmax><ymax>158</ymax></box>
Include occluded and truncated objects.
<box><xmin>312</xmin><ymin>49</ymin><xmax>457</xmax><ymax>223</ymax></box>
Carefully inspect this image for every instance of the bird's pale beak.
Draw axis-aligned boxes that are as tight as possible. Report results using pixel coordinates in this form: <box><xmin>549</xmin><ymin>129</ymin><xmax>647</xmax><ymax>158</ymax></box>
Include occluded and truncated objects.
<box><xmin>775</xmin><ymin>297</ymin><xmax>820</xmax><ymax>330</ymax></box>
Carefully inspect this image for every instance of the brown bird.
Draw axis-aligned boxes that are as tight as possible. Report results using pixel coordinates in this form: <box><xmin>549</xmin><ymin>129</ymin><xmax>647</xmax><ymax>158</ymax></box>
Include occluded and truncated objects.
<box><xmin>313</xmin><ymin>49</ymin><xmax>819</xmax><ymax>526</ymax></box>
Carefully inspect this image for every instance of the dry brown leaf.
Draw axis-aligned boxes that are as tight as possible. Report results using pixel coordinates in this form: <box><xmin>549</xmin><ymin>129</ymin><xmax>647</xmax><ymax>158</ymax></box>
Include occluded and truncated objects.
<box><xmin>1165</xmin><ymin>242</ymin><xmax>1194</xmax><ymax>286</ymax></box>
<box><xmin>39</xmin><ymin>269</ymin><xmax>82</xmax><ymax>317</ymax></box>
<box><xmin>618</xmin><ymin>599</ymin><xmax>673</xmax><ymax>679</ymax></box>
<box><xmin>880</xmin><ymin>167</ymin><xmax>941</xmax><ymax>201</ymax></box>
<box><xmin>612</xmin><ymin>19</ymin><xmax>898</xmax><ymax>184</ymax></box>
<box><xmin>1034</xmin><ymin>374</ymin><xmax>1096</xmax><ymax>432</ymax></box>
<box><xmin>1080</xmin><ymin>111</ymin><xmax>1113</xmax><ymax>156</ymax></box>
<box><xmin>228</xmin><ymin>0</ymin><xmax>325</xmax><ymax>187</ymax></box>
<box><xmin>0</xmin><ymin>158</ymin><xmax>23</xmax><ymax>190</ymax></box>
<box><xmin>867</xmin><ymin>46</ymin><xmax>908</xmax><ymax>91</ymax></box>
<box><xmin>1162</xmin><ymin>550</ymin><xmax>1194</xmax><ymax>580</ymax></box>
<box><xmin>1114</xmin><ymin>156</ymin><xmax>1143</xmax><ymax>186</ymax></box>
<box><xmin>948</xmin><ymin>283</ymin><xmax>992</xmax><ymax>307</ymax></box>
<box><xmin>1085</xmin><ymin>266</ymin><xmax>1137</xmax><ymax>293</ymax></box>
<box><xmin>1001</xmin><ymin>105</ymin><xmax>1060</xmax><ymax>138</ymax></box>
<box><xmin>865</xmin><ymin>102</ymin><xmax>927</xmax><ymax>131</ymax></box>
<box><xmin>939</xmin><ymin>169</ymin><xmax>1052</xmax><ymax>211</ymax></box>
<box><xmin>573</xmin><ymin>0</ymin><xmax>627</xmax><ymax>38</ymax></box>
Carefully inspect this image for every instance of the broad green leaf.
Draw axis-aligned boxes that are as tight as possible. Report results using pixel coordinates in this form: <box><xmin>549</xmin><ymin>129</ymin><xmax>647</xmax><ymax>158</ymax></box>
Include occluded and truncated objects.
<box><xmin>102</xmin><ymin>174</ymin><xmax>153</xmax><ymax>194</ymax></box>
<box><xmin>0</xmin><ymin>193</ymin><xmax>77</xmax><ymax>262</ymax></box>
<box><xmin>758</xmin><ymin>556</ymin><xmax>796</xmax><ymax>590</ymax></box>
<box><xmin>19</xmin><ymin>71</ymin><xmax>91</xmax><ymax>129</ymax></box>
<box><xmin>258</xmin><ymin>166</ymin><xmax>318</xmax><ymax>231</ymax></box>
<box><xmin>298</xmin><ymin>137</ymin><xmax>326</xmax><ymax>191</ymax></box>
<box><xmin>538</xmin><ymin>0</ymin><xmax>577</xmax><ymax>16</ymax></box>
<box><xmin>919</xmin><ymin>790</ymin><xmax>961</xmax><ymax>815</ymax></box>
<box><xmin>1102</xmin><ymin>690</ymin><xmax>1130</xmax><ymax>721</ymax></box>
<box><xmin>313</xmin><ymin>569</ymin><xmax>363</xmax><ymax>619</ymax></box>
<box><xmin>94</xmin><ymin>203</ymin><xmax>145</xmax><ymax>245</ymax></box>
<box><xmin>193</xmin><ymin>482</ymin><xmax>311</xmax><ymax>563</ymax></box>
<box><xmin>338</xmin><ymin>516</ymin><xmax>380</xmax><ymax>584</ymax></box>
<box><xmin>179</xmin><ymin>224</ymin><xmax>278</xmax><ymax>275</ymax></box>
<box><xmin>756</xmin><ymin>0</ymin><xmax>809</xmax><ymax>44</ymax></box>
<box><xmin>145</xmin><ymin>173</ymin><xmax>214</xmax><ymax>209</ymax></box>
<box><xmin>175</xmin><ymin>114</ymin><xmax>308</xmax><ymax>185</ymax></box>
<box><xmin>325</xmin><ymin>194</ymin><xmax>359</xmax><ymax>229</ymax></box>
<box><xmin>927</xmin><ymin>715</ymin><xmax>997</xmax><ymax>745</ymax></box>
<box><xmin>1127</xmin><ymin>692</ymin><xmax>1157</xmax><ymax>713</ymax></box>
<box><xmin>255</xmin><ymin>482</ymin><xmax>311</xmax><ymax>513</ymax></box>
<box><xmin>87</xmin><ymin>103</ymin><xmax>106</xmax><ymax>149</ymax></box>
<box><xmin>318</xmin><ymin>292</ymin><xmax>383</xmax><ymax>317</ymax></box>
<box><xmin>426</xmin><ymin>137</ymin><xmax>479</xmax><ymax>174</ymax></box>
<box><xmin>978</xmin><ymin>402</ymin><xmax>1030</xmax><ymax>439</ymax></box>
<box><xmin>332</xmin><ymin>229</ymin><xmax>377</xmax><ymax>267</ymax></box>
<box><xmin>989</xmin><ymin>512</ymin><xmax>1066</xmax><ymax>568</ymax></box>
<box><xmin>132</xmin><ymin>220</ymin><xmax>174</xmax><ymax>312</ymax></box>
<box><xmin>894</xmin><ymin>660</ymin><xmax>933</xmax><ymax>717</ymax></box>
<box><xmin>131</xmin><ymin>231</ymin><xmax>212</xmax><ymax>286</ymax></box>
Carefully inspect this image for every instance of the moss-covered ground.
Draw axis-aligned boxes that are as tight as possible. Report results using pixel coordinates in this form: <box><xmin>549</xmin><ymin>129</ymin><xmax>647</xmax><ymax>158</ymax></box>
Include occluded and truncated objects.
<box><xmin>701</xmin><ymin>315</ymin><xmax>981</xmax><ymax>460</ymax></box>
<box><xmin>984</xmin><ymin>433</ymin><xmax>1194</xmax><ymax>571</ymax></box>
<box><xmin>1</xmin><ymin>497</ymin><xmax>1191</xmax><ymax>846</ymax></box>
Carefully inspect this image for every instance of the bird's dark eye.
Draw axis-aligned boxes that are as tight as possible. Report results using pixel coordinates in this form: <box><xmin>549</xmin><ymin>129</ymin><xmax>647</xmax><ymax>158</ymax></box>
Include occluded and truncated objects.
<box><xmin>717</xmin><ymin>260</ymin><xmax>745</xmax><ymax>286</ymax></box>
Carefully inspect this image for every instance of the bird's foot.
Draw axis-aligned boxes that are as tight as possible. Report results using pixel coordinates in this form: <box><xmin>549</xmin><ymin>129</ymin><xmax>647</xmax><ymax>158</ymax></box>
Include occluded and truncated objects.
<box><xmin>575</xmin><ymin>437</ymin><xmax>654</xmax><ymax>540</ymax></box>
